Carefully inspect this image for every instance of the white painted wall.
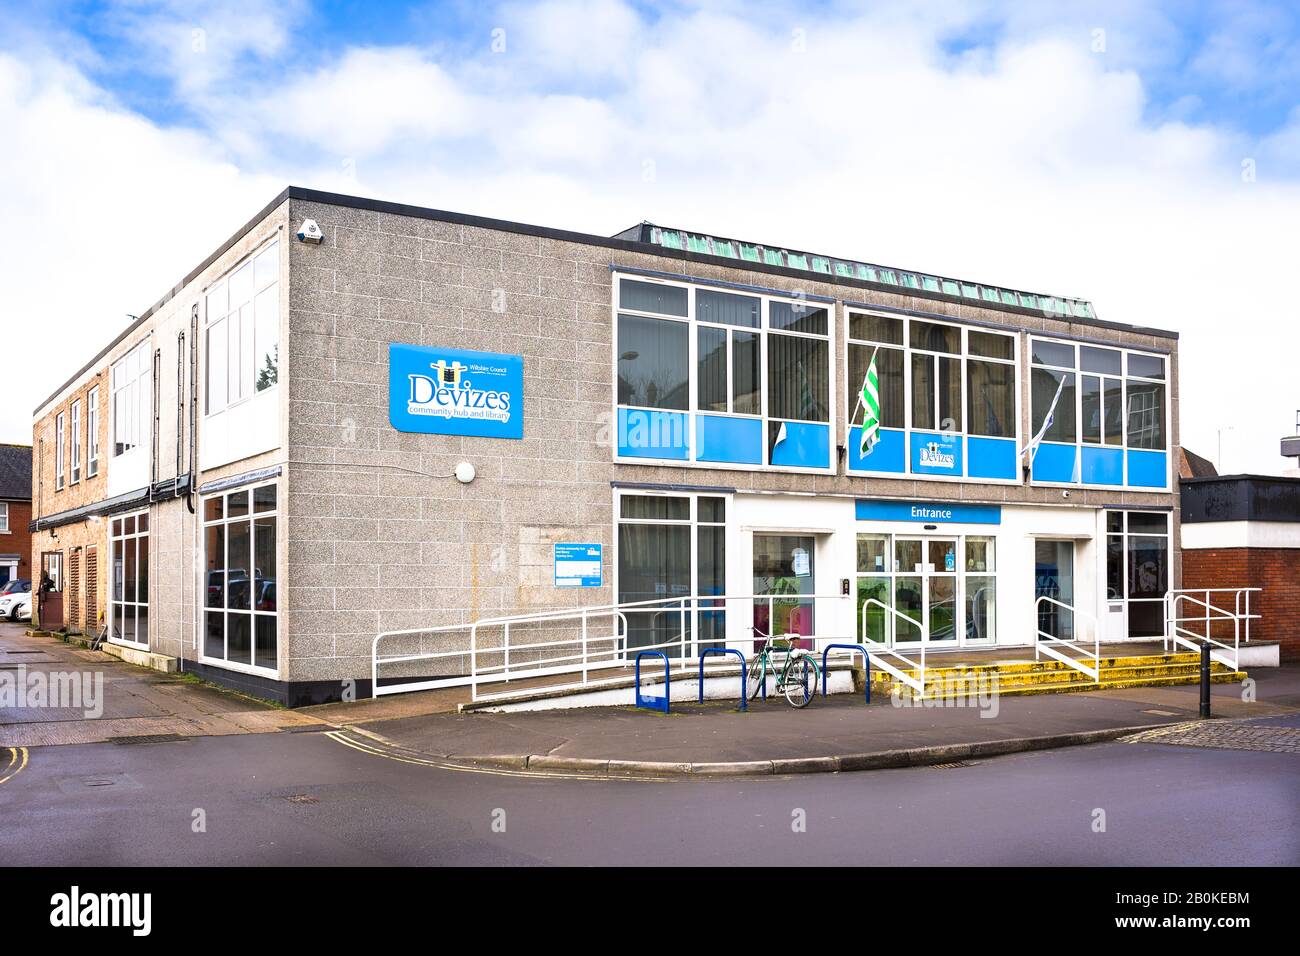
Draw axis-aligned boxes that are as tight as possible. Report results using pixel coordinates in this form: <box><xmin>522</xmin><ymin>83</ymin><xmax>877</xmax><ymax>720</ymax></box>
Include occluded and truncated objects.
<box><xmin>199</xmin><ymin>387</ymin><xmax>279</xmax><ymax>470</ymax></box>
<box><xmin>1182</xmin><ymin>520</ymin><xmax>1300</xmax><ymax>550</ymax></box>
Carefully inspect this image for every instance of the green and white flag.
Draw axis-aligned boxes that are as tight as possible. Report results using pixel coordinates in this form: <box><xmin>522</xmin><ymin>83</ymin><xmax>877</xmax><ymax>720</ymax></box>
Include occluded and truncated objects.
<box><xmin>858</xmin><ymin>348</ymin><xmax>880</xmax><ymax>456</ymax></box>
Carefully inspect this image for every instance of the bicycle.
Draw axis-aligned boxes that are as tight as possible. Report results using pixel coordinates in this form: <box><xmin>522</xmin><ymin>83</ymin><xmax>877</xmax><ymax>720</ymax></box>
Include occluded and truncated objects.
<box><xmin>745</xmin><ymin>626</ymin><xmax>821</xmax><ymax>708</ymax></box>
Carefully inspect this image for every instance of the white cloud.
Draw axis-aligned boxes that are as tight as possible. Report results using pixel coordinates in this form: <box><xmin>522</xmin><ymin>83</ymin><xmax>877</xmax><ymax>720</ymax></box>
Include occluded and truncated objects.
<box><xmin>1</xmin><ymin>0</ymin><xmax>1297</xmax><ymax>475</ymax></box>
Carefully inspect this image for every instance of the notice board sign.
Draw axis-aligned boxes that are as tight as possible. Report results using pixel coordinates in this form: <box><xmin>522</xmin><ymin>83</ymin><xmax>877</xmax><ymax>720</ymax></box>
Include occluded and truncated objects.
<box><xmin>554</xmin><ymin>543</ymin><xmax>602</xmax><ymax>588</ymax></box>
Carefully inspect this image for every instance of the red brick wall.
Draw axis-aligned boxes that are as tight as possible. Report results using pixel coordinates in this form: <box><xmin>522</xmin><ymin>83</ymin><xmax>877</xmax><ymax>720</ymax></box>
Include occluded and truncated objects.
<box><xmin>1182</xmin><ymin>547</ymin><xmax>1299</xmax><ymax>661</ymax></box>
<box><xmin>1</xmin><ymin>498</ymin><xmax>33</xmax><ymax>583</ymax></box>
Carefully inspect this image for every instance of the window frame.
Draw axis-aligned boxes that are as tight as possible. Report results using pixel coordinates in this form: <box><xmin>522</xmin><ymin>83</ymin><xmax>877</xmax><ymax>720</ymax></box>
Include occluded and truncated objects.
<box><xmin>54</xmin><ymin>412</ymin><xmax>65</xmax><ymax>490</ymax></box>
<box><xmin>70</xmin><ymin>399</ymin><xmax>82</xmax><ymax>485</ymax></box>
<box><xmin>612</xmin><ymin>273</ymin><xmax>835</xmax><ymax>474</ymax></box>
<box><xmin>1029</xmin><ymin>336</ymin><xmax>1171</xmax><ymax>491</ymax></box>
<box><xmin>111</xmin><ymin>338</ymin><xmax>152</xmax><ymax>460</ymax></box>
<box><xmin>108</xmin><ymin>509</ymin><xmax>150</xmax><ymax>649</ymax></box>
<box><xmin>613</xmin><ymin>488</ymin><xmax>729</xmax><ymax>659</ymax></box>
<box><xmin>204</xmin><ymin>237</ymin><xmax>281</xmax><ymax>419</ymax></box>
<box><xmin>845</xmin><ymin>309</ymin><xmax>1021</xmax><ymax>483</ymax></box>
<box><xmin>0</xmin><ymin>502</ymin><xmax>8</xmax><ymax>534</ymax></box>
<box><xmin>87</xmin><ymin>385</ymin><xmax>100</xmax><ymax>477</ymax></box>
<box><xmin>199</xmin><ymin>479</ymin><xmax>280</xmax><ymax>678</ymax></box>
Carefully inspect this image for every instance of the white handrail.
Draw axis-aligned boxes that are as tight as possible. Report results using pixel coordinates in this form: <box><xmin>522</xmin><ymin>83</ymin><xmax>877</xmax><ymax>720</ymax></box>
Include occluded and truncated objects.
<box><xmin>374</xmin><ymin>592</ymin><xmax>857</xmax><ymax>701</ymax></box>
<box><xmin>1034</xmin><ymin>595</ymin><xmax>1100</xmax><ymax>682</ymax></box>
<box><xmin>1163</xmin><ymin>591</ymin><xmax>1250</xmax><ymax>671</ymax></box>
<box><xmin>860</xmin><ymin>597</ymin><xmax>927</xmax><ymax>696</ymax></box>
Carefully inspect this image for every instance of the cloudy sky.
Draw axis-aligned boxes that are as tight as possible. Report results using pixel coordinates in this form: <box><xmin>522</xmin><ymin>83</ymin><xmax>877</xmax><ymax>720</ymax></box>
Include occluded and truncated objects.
<box><xmin>1</xmin><ymin>0</ymin><xmax>1296</xmax><ymax>472</ymax></box>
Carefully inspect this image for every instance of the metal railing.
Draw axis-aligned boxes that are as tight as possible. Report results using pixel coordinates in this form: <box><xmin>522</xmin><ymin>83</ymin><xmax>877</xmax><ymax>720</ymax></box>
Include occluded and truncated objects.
<box><xmin>371</xmin><ymin>591</ymin><xmax>930</xmax><ymax>702</ymax></box>
<box><xmin>1034</xmin><ymin>595</ymin><xmax>1100</xmax><ymax>682</ymax></box>
<box><xmin>859</xmin><ymin>598</ymin><xmax>926</xmax><ymax>696</ymax></box>
<box><xmin>1163</xmin><ymin>588</ymin><xmax>1260</xmax><ymax>672</ymax></box>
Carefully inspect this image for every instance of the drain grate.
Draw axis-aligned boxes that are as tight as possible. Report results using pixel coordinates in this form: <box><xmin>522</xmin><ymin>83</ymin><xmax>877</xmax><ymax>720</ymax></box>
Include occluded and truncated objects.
<box><xmin>931</xmin><ymin>760</ymin><xmax>975</xmax><ymax>769</ymax></box>
<box><xmin>285</xmin><ymin>793</ymin><xmax>319</xmax><ymax>804</ymax></box>
<box><xmin>1141</xmin><ymin>709</ymin><xmax>1181</xmax><ymax>717</ymax></box>
<box><xmin>108</xmin><ymin>733</ymin><xmax>187</xmax><ymax>745</ymax></box>
<box><xmin>286</xmin><ymin>725</ymin><xmax>332</xmax><ymax>733</ymax></box>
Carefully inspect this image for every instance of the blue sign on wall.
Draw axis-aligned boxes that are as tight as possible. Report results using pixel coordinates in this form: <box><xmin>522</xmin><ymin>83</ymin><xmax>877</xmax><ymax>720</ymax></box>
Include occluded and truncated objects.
<box><xmin>855</xmin><ymin>499</ymin><xmax>1002</xmax><ymax>525</ymax></box>
<box><xmin>389</xmin><ymin>343</ymin><xmax>523</xmax><ymax>439</ymax></box>
<box><xmin>554</xmin><ymin>543</ymin><xmax>603</xmax><ymax>588</ymax></box>
<box><xmin>910</xmin><ymin>431</ymin><xmax>963</xmax><ymax>476</ymax></box>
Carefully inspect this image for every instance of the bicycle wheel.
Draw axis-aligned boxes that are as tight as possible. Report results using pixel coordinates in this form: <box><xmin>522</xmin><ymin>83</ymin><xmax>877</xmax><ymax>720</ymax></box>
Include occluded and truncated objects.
<box><xmin>745</xmin><ymin>655</ymin><xmax>766</xmax><ymax>701</ymax></box>
<box><xmin>782</xmin><ymin>655</ymin><xmax>819</xmax><ymax>708</ymax></box>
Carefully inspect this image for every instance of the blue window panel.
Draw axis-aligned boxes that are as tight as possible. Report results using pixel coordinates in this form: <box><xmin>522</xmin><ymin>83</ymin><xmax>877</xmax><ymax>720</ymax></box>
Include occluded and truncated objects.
<box><xmin>1031</xmin><ymin>442</ymin><xmax>1077</xmax><ymax>483</ymax></box>
<box><xmin>695</xmin><ymin>414</ymin><xmax>763</xmax><ymax>465</ymax></box>
<box><xmin>770</xmin><ymin>421</ymin><xmax>830</xmax><ymax>469</ymax></box>
<box><xmin>849</xmin><ymin>426</ymin><xmax>906</xmax><ymax>473</ymax></box>
<box><xmin>1081</xmin><ymin>446</ymin><xmax>1124</xmax><ymax>485</ymax></box>
<box><xmin>1127</xmin><ymin>449</ymin><xmax>1168</xmax><ymax>488</ymax></box>
<box><xmin>966</xmin><ymin>437</ymin><xmax>1018</xmax><ymax>480</ymax></box>
<box><xmin>617</xmin><ymin>407</ymin><xmax>689</xmax><ymax>460</ymax></box>
<box><xmin>910</xmin><ymin>431</ymin><xmax>964</xmax><ymax>477</ymax></box>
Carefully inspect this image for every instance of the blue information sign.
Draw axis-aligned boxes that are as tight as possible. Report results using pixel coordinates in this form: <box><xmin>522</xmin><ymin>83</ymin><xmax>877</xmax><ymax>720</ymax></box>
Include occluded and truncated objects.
<box><xmin>388</xmin><ymin>343</ymin><xmax>523</xmax><ymax>439</ymax></box>
<box><xmin>554</xmin><ymin>543</ymin><xmax>603</xmax><ymax>588</ymax></box>
<box><xmin>855</xmin><ymin>499</ymin><xmax>1002</xmax><ymax>525</ymax></box>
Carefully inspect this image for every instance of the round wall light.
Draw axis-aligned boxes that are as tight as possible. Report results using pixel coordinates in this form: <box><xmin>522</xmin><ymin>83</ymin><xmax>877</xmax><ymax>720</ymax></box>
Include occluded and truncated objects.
<box><xmin>454</xmin><ymin>461</ymin><xmax>476</xmax><ymax>484</ymax></box>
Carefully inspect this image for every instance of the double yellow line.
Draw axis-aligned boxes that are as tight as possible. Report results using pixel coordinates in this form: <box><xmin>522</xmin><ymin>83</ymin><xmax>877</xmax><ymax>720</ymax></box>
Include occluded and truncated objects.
<box><xmin>0</xmin><ymin>747</ymin><xmax>28</xmax><ymax>785</ymax></box>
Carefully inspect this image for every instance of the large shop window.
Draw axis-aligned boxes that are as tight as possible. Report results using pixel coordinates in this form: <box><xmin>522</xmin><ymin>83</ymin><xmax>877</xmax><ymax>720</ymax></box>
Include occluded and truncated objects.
<box><xmin>616</xmin><ymin>493</ymin><xmax>725</xmax><ymax>657</ymax></box>
<box><xmin>110</xmin><ymin>511</ymin><xmax>149</xmax><ymax>647</ymax></box>
<box><xmin>615</xmin><ymin>276</ymin><xmax>833</xmax><ymax>471</ymax></box>
<box><xmin>203</xmin><ymin>482</ymin><xmax>278</xmax><ymax>673</ymax></box>
<box><xmin>1030</xmin><ymin>338</ymin><xmax>1169</xmax><ymax>488</ymax></box>
<box><xmin>854</xmin><ymin>532</ymin><xmax>996</xmax><ymax>646</ymax></box>
<box><xmin>111</xmin><ymin>340</ymin><xmax>152</xmax><ymax>458</ymax></box>
<box><xmin>846</xmin><ymin>312</ymin><xmax>1017</xmax><ymax>480</ymax></box>
<box><xmin>206</xmin><ymin>239</ymin><xmax>280</xmax><ymax>416</ymax></box>
<box><xmin>1106</xmin><ymin>510</ymin><xmax>1170</xmax><ymax>637</ymax></box>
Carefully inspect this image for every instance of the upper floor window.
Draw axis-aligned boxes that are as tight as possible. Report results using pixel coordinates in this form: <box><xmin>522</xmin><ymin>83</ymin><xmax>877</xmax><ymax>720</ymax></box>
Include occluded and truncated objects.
<box><xmin>112</xmin><ymin>340</ymin><xmax>152</xmax><ymax>458</ymax></box>
<box><xmin>615</xmin><ymin>275</ymin><xmax>832</xmax><ymax>471</ymax></box>
<box><xmin>0</xmin><ymin>502</ymin><xmax>8</xmax><ymax>533</ymax></box>
<box><xmin>846</xmin><ymin>312</ymin><xmax>1018</xmax><ymax>479</ymax></box>
<box><xmin>1030</xmin><ymin>338</ymin><xmax>1168</xmax><ymax>488</ymax></box>
<box><xmin>87</xmin><ymin>386</ymin><xmax>100</xmax><ymax>477</ymax></box>
<box><xmin>206</xmin><ymin>239</ymin><xmax>279</xmax><ymax>416</ymax></box>
<box><xmin>70</xmin><ymin>399</ymin><xmax>82</xmax><ymax>484</ymax></box>
<box><xmin>55</xmin><ymin>412</ymin><xmax>65</xmax><ymax>490</ymax></box>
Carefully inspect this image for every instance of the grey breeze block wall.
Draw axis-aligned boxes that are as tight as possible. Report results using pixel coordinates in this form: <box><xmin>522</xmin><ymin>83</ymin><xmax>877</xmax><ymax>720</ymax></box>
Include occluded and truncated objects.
<box><xmin>282</xmin><ymin>195</ymin><xmax>1180</xmax><ymax>685</ymax></box>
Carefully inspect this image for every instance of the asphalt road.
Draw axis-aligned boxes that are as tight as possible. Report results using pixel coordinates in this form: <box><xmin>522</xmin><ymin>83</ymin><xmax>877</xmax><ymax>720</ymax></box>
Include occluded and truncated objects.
<box><xmin>2</xmin><ymin>729</ymin><xmax>1296</xmax><ymax>866</ymax></box>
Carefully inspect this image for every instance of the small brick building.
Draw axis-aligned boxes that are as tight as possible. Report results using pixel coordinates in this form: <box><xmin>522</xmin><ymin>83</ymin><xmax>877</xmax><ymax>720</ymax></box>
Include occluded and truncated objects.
<box><xmin>1180</xmin><ymin>475</ymin><xmax>1300</xmax><ymax>661</ymax></box>
<box><xmin>0</xmin><ymin>444</ymin><xmax>34</xmax><ymax>589</ymax></box>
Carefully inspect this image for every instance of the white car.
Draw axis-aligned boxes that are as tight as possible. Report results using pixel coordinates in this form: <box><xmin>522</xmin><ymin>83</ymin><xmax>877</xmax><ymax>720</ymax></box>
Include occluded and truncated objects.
<box><xmin>0</xmin><ymin>591</ymin><xmax>31</xmax><ymax>622</ymax></box>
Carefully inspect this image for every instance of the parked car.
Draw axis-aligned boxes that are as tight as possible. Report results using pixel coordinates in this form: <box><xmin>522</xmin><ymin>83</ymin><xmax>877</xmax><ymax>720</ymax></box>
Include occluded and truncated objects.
<box><xmin>0</xmin><ymin>578</ymin><xmax>31</xmax><ymax>597</ymax></box>
<box><xmin>0</xmin><ymin>590</ymin><xmax>32</xmax><ymax>622</ymax></box>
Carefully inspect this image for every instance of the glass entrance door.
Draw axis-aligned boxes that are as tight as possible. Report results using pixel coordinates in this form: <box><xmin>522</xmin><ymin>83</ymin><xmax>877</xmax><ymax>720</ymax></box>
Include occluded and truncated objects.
<box><xmin>1035</xmin><ymin>539</ymin><xmax>1075</xmax><ymax>640</ymax></box>
<box><xmin>892</xmin><ymin>536</ymin><xmax>959</xmax><ymax>647</ymax></box>
<box><xmin>753</xmin><ymin>534</ymin><xmax>815</xmax><ymax>650</ymax></box>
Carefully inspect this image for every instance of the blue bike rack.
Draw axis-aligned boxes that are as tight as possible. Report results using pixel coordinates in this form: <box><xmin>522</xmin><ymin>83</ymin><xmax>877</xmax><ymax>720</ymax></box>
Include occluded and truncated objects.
<box><xmin>821</xmin><ymin>643</ymin><xmax>872</xmax><ymax>703</ymax></box>
<box><xmin>697</xmin><ymin>648</ymin><xmax>748</xmax><ymax>711</ymax></box>
<box><xmin>634</xmin><ymin>650</ymin><xmax>670</xmax><ymax>713</ymax></box>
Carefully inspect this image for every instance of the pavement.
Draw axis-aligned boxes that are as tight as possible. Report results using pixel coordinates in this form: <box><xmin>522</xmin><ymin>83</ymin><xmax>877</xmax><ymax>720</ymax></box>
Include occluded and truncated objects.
<box><xmin>6</xmin><ymin>621</ymin><xmax>1300</xmax><ymax>777</ymax></box>
<box><xmin>0</xmin><ymin>625</ymin><xmax>326</xmax><ymax>747</ymax></box>
<box><xmin>339</xmin><ymin>662</ymin><xmax>1300</xmax><ymax>776</ymax></box>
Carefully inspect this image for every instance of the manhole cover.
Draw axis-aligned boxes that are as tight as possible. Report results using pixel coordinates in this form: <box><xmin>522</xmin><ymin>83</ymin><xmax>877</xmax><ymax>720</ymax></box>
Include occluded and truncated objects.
<box><xmin>55</xmin><ymin>773</ymin><xmax>143</xmax><ymax>794</ymax></box>
<box><xmin>1142</xmin><ymin>709</ymin><xmax>1181</xmax><ymax>717</ymax></box>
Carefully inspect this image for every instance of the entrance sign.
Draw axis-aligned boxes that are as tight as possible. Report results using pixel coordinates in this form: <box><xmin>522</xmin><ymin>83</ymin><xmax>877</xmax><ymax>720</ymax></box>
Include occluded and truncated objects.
<box><xmin>389</xmin><ymin>343</ymin><xmax>523</xmax><ymax>439</ymax></box>
<box><xmin>554</xmin><ymin>543</ymin><xmax>602</xmax><ymax>588</ymax></box>
<box><xmin>855</xmin><ymin>499</ymin><xmax>1001</xmax><ymax>525</ymax></box>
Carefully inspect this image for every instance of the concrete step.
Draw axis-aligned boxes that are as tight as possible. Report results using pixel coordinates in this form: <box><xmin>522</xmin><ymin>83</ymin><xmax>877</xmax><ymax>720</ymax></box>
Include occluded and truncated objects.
<box><xmin>889</xmin><ymin>670</ymin><xmax>1246</xmax><ymax>701</ymax></box>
